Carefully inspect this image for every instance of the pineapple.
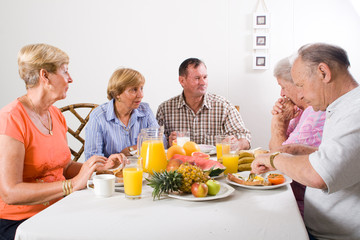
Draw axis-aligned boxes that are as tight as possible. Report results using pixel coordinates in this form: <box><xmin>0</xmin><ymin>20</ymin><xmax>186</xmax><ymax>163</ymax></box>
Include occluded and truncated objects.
<box><xmin>177</xmin><ymin>163</ymin><xmax>208</xmax><ymax>193</ymax></box>
<box><xmin>147</xmin><ymin>163</ymin><xmax>208</xmax><ymax>200</ymax></box>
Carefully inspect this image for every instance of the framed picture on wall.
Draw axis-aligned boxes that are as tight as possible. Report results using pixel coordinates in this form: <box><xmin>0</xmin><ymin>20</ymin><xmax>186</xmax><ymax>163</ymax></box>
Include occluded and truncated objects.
<box><xmin>253</xmin><ymin>33</ymin><xmax>269</xmax><ymax>49</ymax></box>
<box><xmin>253</xmin><ymin>13</ymin><xmax>270</xmax><ymax>28</ymax></box>
<box><xmin>253</xmin><ymin>53</ymin><xmax>269</xmax><ymax>70</ymax></box>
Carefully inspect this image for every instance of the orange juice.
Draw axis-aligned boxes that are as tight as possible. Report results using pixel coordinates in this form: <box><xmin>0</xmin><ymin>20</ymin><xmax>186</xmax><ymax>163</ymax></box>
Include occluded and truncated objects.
<box><xmin>216</xmin><ymin>144</ymin><xmax>230</xmax><ymax>159</ymax></box>
<box><xmin>223</xmin><ymin>154</ymin><xmax>239</xmax><ymax>174</ymax></box>
<box><xmin>123</xmin><ymin>167</ymin><xmax>143</xmax><ymax>196</ymax></box>
<box><xmin>140</xmin><ymin>140</ymin><xmax>167</xmax><ymax>174</ymax></box>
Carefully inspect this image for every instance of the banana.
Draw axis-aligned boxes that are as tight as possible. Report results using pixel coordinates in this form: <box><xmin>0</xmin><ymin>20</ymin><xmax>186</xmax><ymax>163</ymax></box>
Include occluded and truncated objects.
<box><xmin>238</xmin><ymin>163</ymin><xmax>252</xmax><ymax>172</ymax></box>
<box><xmin>238</xmin><ymin>151</ymin><xmax>254</xmax><ymax>158</ymax></box>
<box><xmin>238</xmin><ymin>157</ymin><xmax>255</xmax><ymax>164</ymax></box>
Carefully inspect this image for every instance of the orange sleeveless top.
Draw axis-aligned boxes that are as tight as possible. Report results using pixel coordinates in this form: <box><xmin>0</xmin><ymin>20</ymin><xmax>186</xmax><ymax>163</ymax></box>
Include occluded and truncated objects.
<box><xmin>0</xmin><ymin>99</ymin><xmax>71</xmax><ymax>220</ymax></box>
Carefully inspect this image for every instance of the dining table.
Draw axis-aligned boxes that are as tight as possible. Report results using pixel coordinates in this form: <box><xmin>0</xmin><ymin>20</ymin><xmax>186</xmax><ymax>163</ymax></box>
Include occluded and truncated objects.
<box><xmin>15</xmin><ymin>169</ymin><xmax>309</xmax><ymax>240</ymax></box>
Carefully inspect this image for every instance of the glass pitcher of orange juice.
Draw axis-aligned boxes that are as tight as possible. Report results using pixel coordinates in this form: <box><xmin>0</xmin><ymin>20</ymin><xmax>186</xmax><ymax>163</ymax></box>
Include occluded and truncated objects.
<box><xmin>137</xmin><ymin>127</ymin><xmax>167</xmax><ymax>174</ymax></box>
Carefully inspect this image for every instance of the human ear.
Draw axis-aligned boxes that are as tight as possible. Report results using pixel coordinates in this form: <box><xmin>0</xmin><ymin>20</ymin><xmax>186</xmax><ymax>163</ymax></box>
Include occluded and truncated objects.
<box><xmin>179</xmin><ymin>76</ymin><xmax>185</xmax><ymax>87</ymax></box>
<box><xmin>318</xmin><ymin>63</ymin><xmax>331</xmax><ymax>83</ymax></box>
<box><xmin>39</xmin><ymin>69</ymin><xmax>50</xmax><ymax>84</ymax></box>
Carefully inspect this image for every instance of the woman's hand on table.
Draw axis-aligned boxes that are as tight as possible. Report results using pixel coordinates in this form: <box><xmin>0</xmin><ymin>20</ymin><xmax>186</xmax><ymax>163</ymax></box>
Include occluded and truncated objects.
<box><xmin>72</xmin><ymin>155</ymin><xmax>108</xmax><ymax>191</ymax></box>
<box><xmin>106</xmin><ymin>153</ymin><xmax>127</xmax><ymax>169</ymax></box>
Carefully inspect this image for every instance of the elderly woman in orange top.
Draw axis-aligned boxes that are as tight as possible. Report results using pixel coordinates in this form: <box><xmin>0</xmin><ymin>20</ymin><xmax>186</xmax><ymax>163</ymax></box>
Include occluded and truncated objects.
<box><xmin>0</xmin><ymin>43</ymin><xmax>124</xmax><ymax>240</ymax></box>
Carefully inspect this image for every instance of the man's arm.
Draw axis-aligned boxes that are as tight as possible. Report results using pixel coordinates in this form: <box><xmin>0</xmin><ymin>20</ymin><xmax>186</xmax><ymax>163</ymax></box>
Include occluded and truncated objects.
<box><xmin>251</xmin><ymin>153</ymin><xmax>326</xmax><ymax>189</ymax></box>
<box><xmin>224</xmin><ymin>105</ymin><xmax>251</xmax><ymax>149</ymax></box>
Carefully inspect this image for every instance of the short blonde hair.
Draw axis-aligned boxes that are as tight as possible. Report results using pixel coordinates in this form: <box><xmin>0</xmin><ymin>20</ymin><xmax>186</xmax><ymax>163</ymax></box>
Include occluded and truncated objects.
<box><xmin>107</xmin><ymin>68</ymin><xmax>145</xmax><ymax>100</ymax></box>
<box><xmin>18</xmin><ymin>43</ymin><xmax>69</xmax><ymax>89</ymax></box>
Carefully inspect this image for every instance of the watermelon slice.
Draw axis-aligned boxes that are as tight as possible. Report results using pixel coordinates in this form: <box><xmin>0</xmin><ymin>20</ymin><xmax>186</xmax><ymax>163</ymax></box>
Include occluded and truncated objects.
<box><xmin>171</xmin><ymin>154</ymin><xmax>226</xmax><ymax>177</ymax></box>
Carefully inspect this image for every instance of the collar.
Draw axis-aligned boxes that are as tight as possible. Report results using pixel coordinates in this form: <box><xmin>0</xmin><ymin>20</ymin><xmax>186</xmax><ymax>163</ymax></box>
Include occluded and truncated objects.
<box><xmin>106</xmin><ymin>99</ymin><xmax>146</xmax><ymax>123</ymax></box>
<box><xmin>326</xmin><ymin>86</ymin><xmax>360</xmax><ymax>115</ymax></box>
<box><xmin>177</xmin><ymin>92</ymin><xmax>211</xmax><ymax>110</ymax></box>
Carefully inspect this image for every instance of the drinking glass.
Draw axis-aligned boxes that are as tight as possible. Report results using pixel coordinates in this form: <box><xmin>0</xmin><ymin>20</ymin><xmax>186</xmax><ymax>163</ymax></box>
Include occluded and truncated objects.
<box><xmin>215</xmin><ymin>135</ymin><xmax>230</xmax><ymax>160</ymax></box>
<box><xmin>123</xmin><ymin>157</ymin><xmax>143</xmax><ymax>199</ymax></box>
<box><xmin>176</xmin><ymin>130</ymin><xmax>190</xmax><ymax>147</ymax></box>
<box><xmin>222</xmin><ymin>138</ymin><xmax>239</xmax><ymax>175</ymax></box>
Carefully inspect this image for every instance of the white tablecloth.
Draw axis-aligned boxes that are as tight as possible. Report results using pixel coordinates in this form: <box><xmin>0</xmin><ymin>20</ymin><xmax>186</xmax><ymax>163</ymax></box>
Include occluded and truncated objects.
<box><xmin>15</xmin><ymin>178</ymin><xmax>308</xmax><ymax>240</ymax></box>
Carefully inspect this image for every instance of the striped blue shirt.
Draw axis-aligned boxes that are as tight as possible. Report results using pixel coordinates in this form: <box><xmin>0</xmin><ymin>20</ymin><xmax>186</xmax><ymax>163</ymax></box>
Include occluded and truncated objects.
<box><xmin>84</xmin><ymin>100</ymin><xmax>159</xmax><ymax>160</ymax></box>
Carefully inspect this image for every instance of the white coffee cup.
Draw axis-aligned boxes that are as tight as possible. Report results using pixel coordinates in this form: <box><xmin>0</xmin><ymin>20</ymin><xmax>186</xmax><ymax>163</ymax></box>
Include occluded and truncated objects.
<box><xmin>87</xmin><ymin>174</ymin><xmax>115</xmax><ymax>198</ymax></box>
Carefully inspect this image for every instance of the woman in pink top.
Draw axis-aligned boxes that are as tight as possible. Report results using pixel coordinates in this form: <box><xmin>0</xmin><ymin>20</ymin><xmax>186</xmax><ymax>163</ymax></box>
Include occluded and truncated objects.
<box><xmin>0</xmin><ymin>44</ymin><xmax>125</xmax><ymax>240</ymax></box>
<box><xmin>269</xmin><ymin>57</ymin><xmax>326</xmax><ymax>217</ymax></box>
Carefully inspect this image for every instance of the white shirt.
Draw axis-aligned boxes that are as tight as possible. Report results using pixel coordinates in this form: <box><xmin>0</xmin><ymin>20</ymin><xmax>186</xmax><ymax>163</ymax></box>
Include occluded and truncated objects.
<box><xmin>306</xmin><ymin>86</ymin><xmax>360</xmax><ymax>240</ymax></box>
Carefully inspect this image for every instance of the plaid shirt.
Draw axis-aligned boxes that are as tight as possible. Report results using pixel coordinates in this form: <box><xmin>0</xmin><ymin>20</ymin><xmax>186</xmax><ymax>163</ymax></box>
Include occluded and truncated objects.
<box><xmin>156</xmin><ymin>92</ymin><xmax>251</xmax><ymax>146</ymax></box>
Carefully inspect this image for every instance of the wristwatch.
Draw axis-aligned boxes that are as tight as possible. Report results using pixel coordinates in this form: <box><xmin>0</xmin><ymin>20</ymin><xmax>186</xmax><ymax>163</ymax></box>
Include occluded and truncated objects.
<box><xmin>270</xmin><ymin>152</ymin><xmax>281</xmax><ymax>169</ymax></box>
<box><xmin>129</xmin><ymin>146</ymin><xmax>135</xmax><ymax>152</ymax></box>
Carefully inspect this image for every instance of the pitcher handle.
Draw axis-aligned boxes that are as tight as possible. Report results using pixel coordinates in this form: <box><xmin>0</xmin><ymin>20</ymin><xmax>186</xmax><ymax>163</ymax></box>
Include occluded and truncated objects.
<box><xmin>137</xmin><ymin>132</ymin><xmax>145</xmax><ymax>156</ymax></box>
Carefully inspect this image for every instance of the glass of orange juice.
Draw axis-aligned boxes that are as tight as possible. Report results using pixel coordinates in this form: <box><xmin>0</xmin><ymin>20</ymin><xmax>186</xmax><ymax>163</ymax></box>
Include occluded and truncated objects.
<box><xmin>215</xmin><ymin>135</ymin><xmax>230</xmax><ymax>160</ymax></box>
<box><xmin>222</xmin><ymin>138</ymin><xmax>239</xmax><ymax>175</ymax></box>
<box><xmin>123</xmin><ymin>157</ymin><xmax>143</xmax><ymax>199</ymax></box>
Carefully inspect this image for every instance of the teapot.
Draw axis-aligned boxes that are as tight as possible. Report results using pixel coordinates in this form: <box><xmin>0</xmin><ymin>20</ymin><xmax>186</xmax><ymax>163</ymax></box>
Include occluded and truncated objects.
<box><xmin>137</xmin><ymin>127</ymin><xmax>167</xmax><ymax>174</ymax></box>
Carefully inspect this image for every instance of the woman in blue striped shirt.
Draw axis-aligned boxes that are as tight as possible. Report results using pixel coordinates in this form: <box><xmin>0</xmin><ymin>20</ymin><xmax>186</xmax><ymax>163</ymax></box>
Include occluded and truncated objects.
<box><xmin>84</xmin><ymin>68</ymin><xmax>159</xmax><ymax>160</ymax></box>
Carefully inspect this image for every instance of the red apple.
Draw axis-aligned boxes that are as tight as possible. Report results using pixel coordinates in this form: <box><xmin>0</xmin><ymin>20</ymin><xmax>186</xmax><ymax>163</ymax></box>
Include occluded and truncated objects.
<box><xmin>191</xmin><ymin>182</ymin><xmax>208</xmax><ymax>197</ymax></box>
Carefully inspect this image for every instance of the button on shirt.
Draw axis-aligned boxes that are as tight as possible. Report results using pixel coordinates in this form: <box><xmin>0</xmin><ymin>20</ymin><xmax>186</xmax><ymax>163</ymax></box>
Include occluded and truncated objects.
<box><xmin>156</xmin><ymin>92</ymin><xmax>251</xmax><ymax>146</ymax></box>
<box><xmin>84</xmin><ymin>100</ymin><xmax>159</xmax><ymax>160</ymax></box>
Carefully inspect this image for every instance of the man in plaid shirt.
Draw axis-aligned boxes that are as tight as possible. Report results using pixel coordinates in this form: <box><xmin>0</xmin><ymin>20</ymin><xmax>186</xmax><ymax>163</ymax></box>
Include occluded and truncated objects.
<box><xmin>156</xmin><ymin>58</ymin><xmax>251</xmax><ymax>148</ymax></box>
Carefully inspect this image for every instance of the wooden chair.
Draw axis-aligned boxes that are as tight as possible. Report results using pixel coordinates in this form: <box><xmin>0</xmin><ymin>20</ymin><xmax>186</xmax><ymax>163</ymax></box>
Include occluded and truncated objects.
<box><xmin>60</xmin><ymin>103</ymin><xmax>98</xmax><ymax>162</ymax></box>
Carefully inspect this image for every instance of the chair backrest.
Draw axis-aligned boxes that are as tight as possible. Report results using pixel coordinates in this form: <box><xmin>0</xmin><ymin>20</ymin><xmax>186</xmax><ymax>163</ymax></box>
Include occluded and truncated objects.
<box><xmin>60</xmin><ymin>103</ymin><xmax>98</xmax><ymax>162</ymax></box>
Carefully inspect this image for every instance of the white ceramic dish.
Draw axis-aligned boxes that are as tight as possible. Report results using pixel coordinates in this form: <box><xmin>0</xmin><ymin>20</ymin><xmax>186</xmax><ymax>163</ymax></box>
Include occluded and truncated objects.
<box><xmin>226</xmin><ymin>171</ymin><xmax>292</xmax><ymax>190</ymax></box>
<box><xmin>198</xmin><ymin>144</ymin><xmax>216</xmax><ymax>155</ymax></box>
<box><xmin>167</xmin><ymin>182</ymin><xmax>234</xmax><ymax>201</ymax></box>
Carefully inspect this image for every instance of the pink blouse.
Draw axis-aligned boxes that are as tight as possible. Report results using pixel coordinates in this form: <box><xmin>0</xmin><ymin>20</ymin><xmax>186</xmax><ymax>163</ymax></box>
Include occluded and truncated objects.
<box><xmin>283</xmin><ymin>106</ymin><xmax>326</xmax><ymax>147</ymax></box>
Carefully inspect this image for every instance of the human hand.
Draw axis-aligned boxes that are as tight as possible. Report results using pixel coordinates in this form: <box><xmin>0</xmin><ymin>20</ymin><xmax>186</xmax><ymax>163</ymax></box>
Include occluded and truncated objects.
<box><xmin>236</xmin><ymin>138</ymin><xmax>250</xmax><ymax>150</ymax></box>
<box><xmin>271</xmin><ymin>98</ymin><xmax>286</xmax><ymax>115</ymax></box>
<box><xmin>103</xmin><ymin>153</ymin><xmax>127</xmax><ymax>170</ymax></box>
<box><xmin>121</xmin><ymin>145</ymin><xmax>137</xmax><ymax>156</ymax></box>
<box><xmin>72</xmin><ymin>155</ymin><xmax>108</xmax><ymax>191</ymax></box>
<box><xmin>169</xmin><ymin>131</ymin><xmax>177</xmax><ymax>146</ymax></box>
<box><xmin>250</xmin><ymin>153</ymin><xmax>276</xmax><ymax>175</ymax></box>
<box><xmin>272</xmin><ymin>98</ymin><xmax>299</xmax><ymax>121</ymax></box>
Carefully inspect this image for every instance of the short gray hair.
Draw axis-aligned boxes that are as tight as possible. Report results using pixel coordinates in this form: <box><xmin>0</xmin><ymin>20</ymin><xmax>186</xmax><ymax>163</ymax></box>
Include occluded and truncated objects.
<box><xmin>297</xmin><ymin>43</ymin><xmax>350</xmax><ymax>74</ymax></box>
<box><xmin>273</xmin><ymin>57</ymin><xmax>293</xmax><ymax>83</ymax></box>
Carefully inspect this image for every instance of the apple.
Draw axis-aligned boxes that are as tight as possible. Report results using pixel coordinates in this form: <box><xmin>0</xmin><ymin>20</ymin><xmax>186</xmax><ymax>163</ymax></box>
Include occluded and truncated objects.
<box><xmin>206</xmin><ymin>180</ymin><xmax>221</xmax><ymax>196</ymax></box>
<box><xmin>191</xmin><ymin>182</ymin><xmax>208</xmax><ymax>197</ymax></box>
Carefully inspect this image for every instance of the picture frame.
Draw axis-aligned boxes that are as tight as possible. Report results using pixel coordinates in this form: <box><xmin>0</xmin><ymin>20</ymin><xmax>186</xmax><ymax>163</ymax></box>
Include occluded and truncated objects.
<box><xmin>253</xmin><ymin>53</ymin><xmax>269</xmax><ymax>70</ymax></box>
<box><xmin>253</xmin><ymin>33</ymin><xmax>269</xmax><ymax>49</ymax></box>
<box><xmin>253</xmin><ymin>13</ymin><xmax>270</xmax><ymax>29</ymax></box>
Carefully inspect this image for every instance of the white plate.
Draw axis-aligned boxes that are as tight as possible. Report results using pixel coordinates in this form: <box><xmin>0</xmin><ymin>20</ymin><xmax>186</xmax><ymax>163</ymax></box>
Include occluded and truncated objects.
<box><xmin>226</xmin><ymin>171</ymin><xmax>292</xmax><ymax>190</ymax></box>
<box><xmin>167</xmin><ymin>182</ymin><xmax>234</xmax><ymax>201</ymax></box>
<box><xmin>198</xmin><ymin>144</ymin><xmax>216</xmax><ymax>155</ymax></box>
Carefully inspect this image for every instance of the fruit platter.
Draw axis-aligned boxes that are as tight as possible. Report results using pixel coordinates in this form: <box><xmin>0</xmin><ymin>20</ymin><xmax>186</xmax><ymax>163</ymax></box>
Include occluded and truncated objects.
<box><xmin>147</xmin><ymin>141</ymin><xmax>234</xmax><ymax>200</ymax></box>
<box><xmin>167</xmin><ymin>182</ymin><xmax>234</xmax><ymax>201</ymax></box>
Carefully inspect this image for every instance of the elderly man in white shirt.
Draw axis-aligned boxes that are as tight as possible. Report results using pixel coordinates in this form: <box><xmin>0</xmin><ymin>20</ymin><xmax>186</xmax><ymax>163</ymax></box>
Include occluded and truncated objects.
<box><xmin>251</xmin><ymin>43</ymin><xmax>360</xmax><ymax>240</ymax></box>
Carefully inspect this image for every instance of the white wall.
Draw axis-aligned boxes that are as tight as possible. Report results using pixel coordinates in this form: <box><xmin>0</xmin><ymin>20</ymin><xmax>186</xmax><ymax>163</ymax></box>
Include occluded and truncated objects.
<box><xmin>1</xmin><ymin>0</ymin><xmax>360</xmax><ymax>151</ymax></box>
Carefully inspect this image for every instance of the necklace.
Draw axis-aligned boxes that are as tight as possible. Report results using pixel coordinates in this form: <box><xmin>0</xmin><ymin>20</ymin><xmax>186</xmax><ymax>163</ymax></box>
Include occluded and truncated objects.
<box><xmin>25</xmin><ymin>95</ymin><xmax>53</xmax><ymax>135</ymax></box>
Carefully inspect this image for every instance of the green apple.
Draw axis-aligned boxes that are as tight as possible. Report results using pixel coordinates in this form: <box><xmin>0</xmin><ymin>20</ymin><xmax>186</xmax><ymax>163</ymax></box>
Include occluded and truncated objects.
<box><xmin>206</xmin><ymin>180</ymin><xmax>221</xmax><ymax>196</ymax></box>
